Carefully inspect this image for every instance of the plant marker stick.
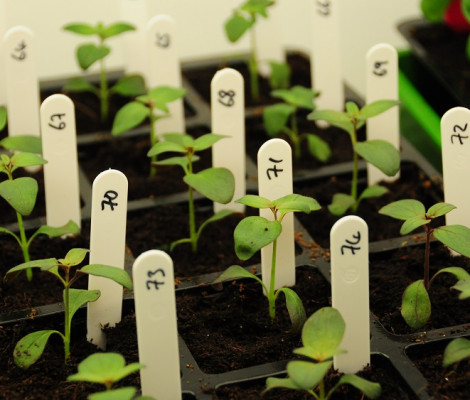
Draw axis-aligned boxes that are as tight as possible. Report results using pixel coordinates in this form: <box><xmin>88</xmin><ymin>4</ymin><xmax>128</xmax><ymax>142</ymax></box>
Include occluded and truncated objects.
<box><xmin>366</xmin><ymin>43</ymin><xmax>400</xmax><ymax>185</ymax></box>
<box><xmin>146</xmin><ymin>14</ymin><xmax>185</xmax><ymax>134</ymax></box>
<box><xmin>258</xmin><ymin>138</ymin><xmax>294</xmax><ymax>290</ymax></box>
<box><xmin>310</xmin><ymin>0</ymin><xmax>343</xmax><ymax>127</ymax></box>
<box><xmin>441</xmin><ymin>107</ymin><xmax>470</xmax><ymax>243</ymax></box>
<box><xmin>211</xmin><ymin>68</ymin><xmax>245</xmax><ymax>213</ymax></box>
<box><xmin>4</xmin><ymin>26</ymin><xmax>41</xmax><ymax>161</ymax></box>
<box><xmin>40</xmin><ymin>94</ymin><xmax>81</xmax><ymax>229</ymax></box>
<box><xmin>120</xmin><ymin>0</ymin><xmax>148</xmax><ymax>79</ymax></box>
<box><xmin>0</xmin><ymin>0</ymin><xmax>7</xmax><ymax>106</ymax></box>
<box><xmin>87</xmin><ymin>169</ymin><xmax>128</xmax><ymax>350</ymax></box>
<box><xmin>133</xmin><ymin>250</ymin><xmax>181</xmax><ymax>400</ymax></box>
<box><xmin>331</xmin><ymin>215</ymin><xmax>370</xmax><ymax>373</ymax></box>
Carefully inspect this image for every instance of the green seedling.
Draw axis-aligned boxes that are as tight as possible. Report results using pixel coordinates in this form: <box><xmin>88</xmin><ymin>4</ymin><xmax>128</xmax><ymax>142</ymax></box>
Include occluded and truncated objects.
<box><xmin>0</xmin><ymin>106</ymin><xmax>6</xmax><ymax>131</ymax></box>
<box><xmin>263</xmin><ymin>85</ymin><xmax>331</xmax><ymax>162</ymax></box>
<box><xmin>111</xmin><ymin>86</ymin><xmax>186</xmax><ymax>176</ymax></box>
<box><xmin>224</xmin><ymin>0</ymin><xmax>275</xmax><ymax>102</ymax></box>
<box><xmin>379</xmin><ymin>199</ymin><xmax>470</xmax><ymax>329</ymax></box>
<box><xmin>0</xmin><ymin>136</ymin><xmax>79</xmax><ymax>281</ymax></box>
<box><xmin>443</xmin><ymin>337</ymin><xmax>470</xmax><ymax>367</ymax></box>
<box><xmin>68</xmin><ymin>352</ymin><xmax>154</xmax><ymax>400</ymax></box>
<box><xmin>4</xmin><ymin>248</ymin><xmax>133</xmax><ymax>368</ymax></box>
<box><xmin>268</xmin><ymin>60</ymin><xmax>291</xmax><ymax>90</ymax></box>
<box><xmin>63</xmin><ymin>22</ymin><xmax>146</xmax><ymax>123</ymax></box>
<box><xmin>147</xmin><ymin>133</ymin><xmax>235</xmax><ymax>253</ymax></box>
<box><xmin>264</xmin><ymin>307</ymin><xmax>381</xmax><ymax>399</ymax></box>
<box><xmin>214</xmin><ymin>194</ymin><xmax>321</xmax><ymax>331</ymax></box>
<box><xmin>308</xmin><ymin>100</ymin><xmax>400</xmax><ymax>216</ymax></box>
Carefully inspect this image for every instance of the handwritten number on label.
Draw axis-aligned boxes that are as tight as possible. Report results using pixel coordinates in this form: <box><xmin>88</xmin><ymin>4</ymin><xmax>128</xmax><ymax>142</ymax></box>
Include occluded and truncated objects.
<box><xmin>48</xmin><ymin>113</ymin><xmax>66</xmax><ymax>130</ymax></box>
<box><xmin>146</xmin><ymin>268</ymin><xmax>166</xmax><ymax>290</ymax></box>
<box><xmin>373</xmin><ymin>60</ymin><xmax>388</xmax><ymax>77</ymax></box>
<box><xmin>218</xmin><ymin>90</ymin><xmax>235</xmax><ymax>107</ymax></box>
<box><xmin>266</xmin><ymin>157</ymin><xmax>283</xmax><ymax>180</ymax></box>
<box><xmin>101</xmin><ymin>190</ymin><xmax>118</xmax><ymax>211</ymax></box>
<box><xmin>11</xmin><ymin>40</ymin><xmax>27</xmax><ymax>61</ymax></box>
<box><xmin>156</xmin><ymin>33</ymin><xmax>170</xmax><ymax>48</ymax></box>
<box><xmin>341</xmin><ymin>231</ymin><xmax>361</xmax><ymax>255</ymax></box>
<box><xmin>316</xmin><ymin>0</ymin><xmax>330</xmax><ymax>15</ymax></box>
<box><xmin>451</xmin><ymin>123</ymin><xmax>469</xmax><ymax>145</ymax></box>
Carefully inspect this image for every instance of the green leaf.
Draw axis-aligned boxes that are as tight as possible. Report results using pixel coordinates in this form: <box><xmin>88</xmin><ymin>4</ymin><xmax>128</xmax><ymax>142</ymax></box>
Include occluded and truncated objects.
<box><xmin>427</xmin><ymin>202</ymin><xmax>456</xmax><ymax>218</ymax></box>
<box><xmin>63</xmin><ymin>23</ymin><xmax>96</xmax><ymax>36</ymax></box>
<box><xmin>287</xmin><ymin>360</ymin><xmax>331</xmax><ymax>390</ymax></box>
<box><xmin>305</xmin><ymin>134</ymin><xmax>331</xmax><ymax>162</ymax></box>
<box><xmin>154</xmin><ymin>156</ymin><xmax>192</xmax><ymax>171</ymax></box>
<box><xmin>295</xmin><ymin>307</ymin><xmax>345</xmax><ymax>362</ymax></box>
<box><xmin>328</xmin><ymin>193</ymin><xmax>355</xmax><ymax>216</ymax></box>
<box><xmin>4</xmin><ymin>258</ymin><xmax>58</xmax><ymax>283</ymax></box>
<box><xmin>224</xmin><ymin>14</ymin><xmax>251</xmax><ymax>42</ymax></box>
<box><xmin>241</xmin><ymin>0</ymin><xmax>274</xmax><ymax>16</ymax></box>
<box><xmin>359</xmin><ymin>99</ymin><xmax>399</xmax><ymax>119</ymax></box>
<box><xmin>263</xmin><ymin>103</ymin><xmax>294</xmax><ymax>136</ymax></box>
<box><xmin>346</xmin><ymin>101</ymin><xmax>360</xmax><ymax>115</ymax></box>
<box><xmin>184</xmin><ymin>168</ymin><xmax>235</xmax><ymax>204</ymax></box>
<box><xmin>68</xmin><ymin>288</ymin><xmax>100</xmax><ymax>326</ymax></box>
<box><xmin>434</xmin><ymin>225</ymin><xmax>470</xmax><ymax>258</ymax></box>
<box><xmin>308</xmin><ymin>109</ymin><xmax>353</xmax><ymax>137</ymax></box>
<box><xmin>269</xmin><ymin>61</ymin><xmax>291</xmax><ymax>90</ymax></box>
<box><xmin>358</xmin><ymin>185</ymin><xmax>388</xmax><ymax>202</ymax></box>
<box><xmin>147</xmin><ymin>140</ymin><xmax>187</xmax><ymax>157</ymax></box>
<box><xmin>162</xmin><ymin>133</ymin><xmax>193</xmax><ymax>147</ymax></box>
<box><xmin>337</xmin><ymin>374</ymin><xmax>381</xmax><ymax>399</ymax></box>
<box><xmin>102</xmin><ymin>23</ymin><xmax>135</xmax><ymax>39</ymax></box>
<box><xmin>401</xmin><ymin>280</ymin><xmax>431</xmax><ymax>329</ymax></box>
<box><xmin>0</xmin><ymin>177</ymin><xmax>38</xmax><ymax>216</ymax></box>
<box><xmin>462</xmin><ymin>0</ymin><xmax>470</xmax><ymax>22</ymax></box>
<box><xmin>274</xmin><ymin>194</ymin><xmax>321</xmax><ymax>219</ymax></box>
<box><xmin>443</xmin><ymin>338</ymin><xmax>470</xmax><ymax>367</ymax></box>
<box><xmin>0</xmin><ymin>135</ymin><xmax>42</xmax><ymax>153</ymax></box>
<box><xmin>354</xmin><ymin>140</ymin><xmax>400</xmax><ymax>176</ymax></box>
<box><xmin>111</xmin><ymin>75</ymin><xmax>146</xmax><ymax>97</ymax></box>
<box><xmin>10</xmin><ymin>152</ymin><xmax>46</xmax><ymax>172</ymax></box>
<box><xmin>264</xmin><ymin>377</ymin><xmax>301</xmax><ymax>393</ymax></box>
<box><xmin>378</xmin><ymin>199</ymin><xmax>426</xmax><ymax>220</ymax></box>
<box><xmin>213</xmin><ymin>264</ymin><xmax>265</xmax><ymax>288</ymax></box>
<box><xmin>0</xmin><ymin>106</ymin><xmax>7</xmax><ymax>131</ymax></box>
<box><xmin>63</xmin><ymin>77</ymin><xmax>98</xmax><ymax>94</ymax></box>
<box><xmin>146</xmin><ymin>86</ymin><xmax>186</xmax><ymax>113</ymax></box>
<box><xmin>76</xmin><ymin>43</ymin><xmax>110</xmax><ymax>70</ymax></box>
<box><xmin>89</xmin><ymin>387</ymin><xmax>137</xmax><ymax>400</ymax></box>
<box><xmin>277</xmin><ymin>287</ymin><xmax>307</xmax><ymax>333</ymax></box>
<box><xmin>112</xmin><ymin>102</ymin><xmax>150</xmax><ymax>135</ymax></box>
<box><xmin>193</xmin><ymin>133</ymin><xmax>228</xmax><ymax>152</ymax></box>
<box><xmin>236</xmin><ymin>194</ymin><xmax>274</xmax><ymax>209</ymax></box>
<box><xmin>234</xmin><ymin>216</ymin><xmax>282</xmax><ymax>260</ymax></box>
<box><xmin>420</xmin><ymin>0</ymin><xmax>452</xmax><ymax>22</ymax></box>
<box><xmin>197</xmin><ymin>210</ymin><xmax>234</xmax><ymax>240</ymax></box>
<box><xmin>436</xmin><ymin>266</ymin><xmax>470</xmax><ymax>282</ymax></box>
<box><xmin>451</xmin><ymin>278</ymin><xmax>470</xmax><ymax>299</ymax></box>
<box><xmin>62</xmin><ymin>248</ymin><xmax>89</xmax><ymax>266</ymax></box>
<box><xmin>14</xmin><ymin>330</ymin><xmax>62</xmax><ymax>369</ymax></box>
<box><xmin>272</xmin><ymin>86</ymin><xmax>317</xmax><ymax>110</ymax></box>
<box><xmin>34</xmin><ymin>220</ymin><xmax>80</xmax><ymax>238</ymax></box>
<box><xmin>80</xmin><ymin>265</ymin><xmax>133</xmax><ymax>290</ymax></box>
<box><xmin>400</xmin><ymin>215</ymin><xmax>430</xmax><ymax>235</ymax></box>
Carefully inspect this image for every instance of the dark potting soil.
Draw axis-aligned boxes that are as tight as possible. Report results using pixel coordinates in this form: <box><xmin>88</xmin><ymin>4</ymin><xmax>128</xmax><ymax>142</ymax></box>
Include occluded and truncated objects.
<box><xmin>369</xmin><ymin>242</ymin><xmax>470</xmax><ymax>335</ymax></box>
<box><xmin>295</xmin><ymin>162</ymin><xmax>443</xmax><ymax>249</ymax></box>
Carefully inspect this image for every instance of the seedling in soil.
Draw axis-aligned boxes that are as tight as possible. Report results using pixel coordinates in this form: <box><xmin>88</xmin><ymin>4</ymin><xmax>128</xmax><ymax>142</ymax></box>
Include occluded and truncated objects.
<box><xmin>224</xmin><ymin>0</ymin><xmax>275</xmax><ymax>102</ymax></box>
<box><xmin>264</xmin><ymin>307</ymin><xmax>381</xmax><ymax>399</ymax></box>
<box><xmin>263</xmin><ymin>85</ymin><xmax>331</xmax><ymax>162</ymax></box>
<box><xmin>147</xmin><ymin>133</ymin><xmax>235</xmax><ymax>253</ymax></box>
<box><xmin>379</xmin><ymin>199</ymin><xmax>470</xmax><ymax>329</ymax></box>
<box><xmin>63</xmin><ymin>22</ymin><xmax>146</xmax><ymax>123</ymax></box>
<box><xmin>68</xmin><ymin>352</ymin><xmax>153</xmax><ymax>400</ymax></box>
<box><xmin>4</xmin><ymin>248</ymin><xmax>133</xmax><ymax>368</ymax></box>
<box><xmin>214</xmin><ymin>193</ymin><xmax>321</xmax><ymax>332</ymax></box>
<box><xmin>0</xmin><ymin>138</ymin><xmax>79</xmax><ymax>281</ymax></box>
<box><xmin>308</xmin><ymin>100</ymin><xmax>400</xmax><ymax>216</ymax></box>
<box><xmin>111</xmin><ymin>85</ymin><xmax>186</xmax><ymax>176</ymax></box>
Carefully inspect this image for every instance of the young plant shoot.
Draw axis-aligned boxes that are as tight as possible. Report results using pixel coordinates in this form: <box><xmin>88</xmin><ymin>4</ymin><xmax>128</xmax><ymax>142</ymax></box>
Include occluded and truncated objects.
<box><xmin>214</xmin><ymin>194</ymin><xmax>321</xmax><ymax>332</ymax></box>
<box><xmin>264</xmin><ymin>307</ymin><xmax>381</xmax><ymax>399</ymax></box>
<box><xmin>111</xmin><ymin>86</ymin><xmax>186</xmax><ymax>175</ymax></box>
<box><xmin>224</xmin><ymin>0</ymin><xmax>275</xmax><ymax>102</ymax></box>
<box><xmin>0</xmin><ymin>137</ymin><xmax>79</xmax><ymax>281</ymax></box>
<box><xmin>263</xmin><ymin>85</ymin><xmax>331</xmax><ymax>162</ymax></box>
<box><xmin>0</xmin><ymin>106</ymin><xmax>6</xmax><ymax>131</ymax></box>
<box><xmin>4</xmin><ymin>248</ymin><xmax>133</xmax><ymax>368</ymax></box>
<box><xmin>308</xmin><ymin>100</ymin><xmax>400</xmax><ymax>216</ymax></box>
<box><xmin>63</xmin><ymin>22</ymin><xmax>146</xmax><ymax>123</ymax></box>
<box><xmin>379</xmin><ymin>199</ymin><xmax>470</xmax><ymax>329</ymax></box>
<box><xmin>147</xmin><ymin>133</ymin><xmax>235</xmax><ymax>253</ymax></box>
<box><xmin>68</xmin><ymin>352</ymin><xmax>154</xmax><ymax>400</ymax></box>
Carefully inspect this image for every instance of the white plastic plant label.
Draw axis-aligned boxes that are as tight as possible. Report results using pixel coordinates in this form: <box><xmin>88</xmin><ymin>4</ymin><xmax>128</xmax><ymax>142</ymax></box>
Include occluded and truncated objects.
<box><xmin>211</xmin><ymin>68</ymin><xmax>246</xmax><ymax>213</ymax></box>
<box><xmin>87</xmin><ymin>169</ymin><xmax>128</xmax><ymax>350</ymax></box>
<box><xmin>331</xmin><ymin>216</ymin><xmax>370</xmax><ymax>373</ymax></box>
<box><xmin>366</xmin><ymin>43</ymin><xmax>400</xmax><ymax>185</ymax></box>
<box><xmin>0</xmin><ymin>0</ymin><xmax>7</xmax><ymax>106</ymax></box>
<box><xmin>4</xmin><ymin>26</ymin><xmax>40</xmax><ymax>139</ymax></box>
<box><xmin>133</xmin><ymin>250</ymin><xmax>181</xmax><ymax>400</ymax></box>
<box><xmin>146</xmin><ymin>14</ymin><xmax>185</xmax><ymax>134</ymax></box>
<box><xmin>40</xmin><ymin>94</ymin><xmax>81</xmax><ymax>229</ymax></box>
<box><xmin>441</xmin><ymin>107</ymin><xmax>470</xmax><ymax>230</ymax></box>
<box><xmin>120</xmin><ymin>0</ymin><xmax>148</xmax><ymax>79</ymax></box>
<box><xmin>258</xmin><ymin>138</ymin><xmax>294</xmax><ymax>289</ymax></box>
<box><xmin>311</xmin><ymin>0</ymin><xmax>343</xmax><ymax>123</ymax></box>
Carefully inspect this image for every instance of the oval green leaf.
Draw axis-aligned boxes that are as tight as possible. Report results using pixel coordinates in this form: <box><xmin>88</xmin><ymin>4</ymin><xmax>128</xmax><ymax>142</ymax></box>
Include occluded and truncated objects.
<box><xmin>0</xmin><ymin>135</ymin><xmax>42</xmax><ymax>153</ymax></box>
<box><xmin>236</xmin><ymin>194</ymin><xmax>273</xmax><ymax>209</ymax></box>
<box><xmin>277</xmin><ymin>287</ymin><xmax>307</xmax><ymax>333</ymax></box>
<box><xmin>287</xmin><ymin>360</ymin><xmax>332</xmax><ymax>390</ymax></box>
<box><xmin>63</xmin><ymin>23</ymin><xmax>96</xmax><ymax>36</ymax></box>
<box><xmin>426</xmin><ymin>202</ymin><xmax>456</xmax><ymax>218</ymax></box>
<box><xmin>77</xmin><ymin>43</ymin><xmax>110</xmax><ymax>70</ymax></box>
<box><xmin>80</xmin><ymin>264</ymin><xmax>133</xmax><ymax>290</ymax></box>
<box><xmin>359</xmin><ymin>99</ymin><xmax>399</xmax><ymax>119</ymax></box>
<box><xmin>63</xmin><ymin>248</ymin><xmax>89</xmax><ymax>266</ymax></box>
<box><xmin>102</xmin><ymin>22</ymin><xmax>135</xmax><ymax>39</ymax></box>
<box><xmin>400</xmin><ymin>215</ymin><xmax>430</xmax><ymax>235</ymax></box>
<box><xmin>148</xmin><ymin>86</ymin><xmax>186</xmax><ymax>113</ymax></box>
<box><xmin>14</xmin><ymin>330</ymin><xmax>62</xmax><ymax>369</ymax></box>
<box><xmin>184</xmin><ymin>168</ymin><xmax>234</xmax><ymax>204</ymax></box>
<box><xmin>338</xmin><ymin>374</ymin><xmax>382</xmax><ymax>399</ymax></box>
<box><xmin>112</xmin><ymin>102</ymin><xmax>150</xmax><ymax>135</ymax></box>
<box><xmin>111</xmin><ymin>75</ymin><xmax>146</xmax><ymax>97</ymax></box>
<box><xmin>68</xmin><ymin>288</ymin><xmax>101</xmax><ymax>324</ymax></box>
<box><xmin>263</xmin><ymin>103</ymin><xmax>294</xmax><ymax>136</ymax></box>
<box><xmin>354</xmin><ymin>139</ymin><xmax>400</xmax><ymax>176</ymax></box>
<box><xmin>378</xmin><ymin>199</ymin><xmax>426</xmax><ymax>220</ymax></box>
<box><xmin>328</xmin><ymin>193</ymin><xmax>355</xmax><ymax>216</ymax></box>
<box><xmin>434</xmin><ymin>224</ymin><xmax>470</xmax><ymax>258</ymax></box>
<box><xmin>306</xmin><ymin>133</ymin><xmax>331</xmax><ymax>162</ymax></box>
<box><xmin>0</xmin><ymin>177</ymin><xmax>38</xmax><ymax>216</ymax></box>
<box><xmin>63</xmin><ymin>77</ymin><xmax>98</xmax><ymax>94</ymax></box>
<box><xmin>401</xmin><ymin>280</ymin><xmax>431</xmax><ymax>329</ymax></box>
<box><xmin>10</xmin><ymin>152</ymin><xmax>46</xmax><ymax>172</ymax></box>
<box><xmin>193</xmin><ymin>133</ymin><xmax>228</xmax><ymax>152</ymax></box>
<box><xmin>443</xmin><ymin>338</ymin><xmax>470</xmax><ymax>367</ymax></box>
<box><xmin>225</xmin><ymin>14</ymin><xmax>251</xmax><ymax>42</ymax></box>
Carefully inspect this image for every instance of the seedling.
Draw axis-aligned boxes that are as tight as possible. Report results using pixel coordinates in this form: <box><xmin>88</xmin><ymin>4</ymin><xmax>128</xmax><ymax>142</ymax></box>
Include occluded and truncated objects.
<box><xmin>264</xmin><ymin>307</ymin><xmax>381</xmax><ymax>399</ymax></box>
<box><xmin>4</xmin><ymin>248</ymin><xmax>133</xmax><ymax>368</ymax></box>
<box><xmin>308</xmin><ymin>100</ymin><xmax>400</xmax><ymax>215</ymax></box>
<box><xmin>379</xmin><ymin>199</ymin><xmax>470</xmax><ymax>328</ymax></box>
<box><xmin>68</xmin><ymin>352</ymin><xmax>154</xmax><ymax>400</ymax></box>
<box><xmin>263</xmin><ymin>85</ymin><xmax>331</xmax><ymax>162</ymax></box>
<box><xmin>268</xmin><ymin>60</ymin><xmax>291</xmax><ymax>90</ymax></box>
<box><xmin>0</xmin><ymin>106</ymin><xmax>6</xmax><ymax>131</ymax></box>
<box><xmin>224</xmin><ymin>0</ymin><xmax>275</xmax><ymax>102</ymax></box>
<box><xmin>0</xmin><ymin>137</ymin><xmax>79</xmax><ymax>281</ymax></box>
<box><xmin>214</xmin><ymin>193</ymin><xmax>321</xmax><ymax>331</ymax></box>
<box><xmin>63</xmin><ymin>22</ymin><xmax>146</xmax><ymax>123</ymax></box>
<box><xmin>147</xmin><ymin>133</ymin><xmax>235</xmax><ymax>253</ymax></box>
<box><xmin>111</xmin><ymin>86</ymin><xmax>186</xmax><ymax>175</ymax></box>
